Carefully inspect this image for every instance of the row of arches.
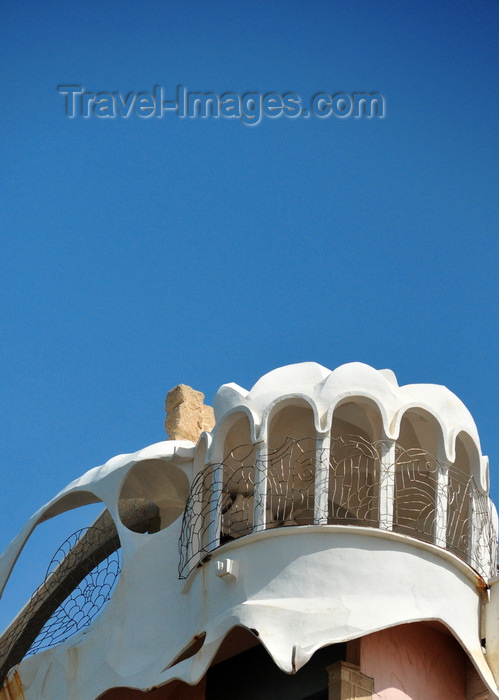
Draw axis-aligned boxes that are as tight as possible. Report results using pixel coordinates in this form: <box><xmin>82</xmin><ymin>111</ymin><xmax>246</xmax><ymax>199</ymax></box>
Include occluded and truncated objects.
<box><xmin>214</xmin><ymin>399</ymin><xmax>481</xmax><ymax>480</ymax></box>
<box><xmin>179</xmin><ymin>399</ymin><xmax>496</xmax><ymax>579</ymax></box>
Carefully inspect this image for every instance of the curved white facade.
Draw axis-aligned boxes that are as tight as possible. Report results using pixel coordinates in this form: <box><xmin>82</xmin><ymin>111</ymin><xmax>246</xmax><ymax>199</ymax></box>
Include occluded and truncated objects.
<box><xmin>0</xmin><ymin>362</ymin><xmax>498</xmax><ymax>699</ymax></box>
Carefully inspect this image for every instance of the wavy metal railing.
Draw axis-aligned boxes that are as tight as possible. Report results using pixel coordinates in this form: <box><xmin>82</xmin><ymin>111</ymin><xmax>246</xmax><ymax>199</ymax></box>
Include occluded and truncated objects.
<box><xmin>178</xmin><ymin>436</ymin><xmax>497</xmax><ymax>580</ymax></box>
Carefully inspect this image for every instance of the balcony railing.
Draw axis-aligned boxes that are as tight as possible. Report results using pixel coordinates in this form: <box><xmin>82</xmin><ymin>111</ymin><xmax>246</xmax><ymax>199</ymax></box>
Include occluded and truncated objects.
<box><xmin>178</xmin><ymin>435</ymin><xmax>497</xmax><ymax>580</ymax></box>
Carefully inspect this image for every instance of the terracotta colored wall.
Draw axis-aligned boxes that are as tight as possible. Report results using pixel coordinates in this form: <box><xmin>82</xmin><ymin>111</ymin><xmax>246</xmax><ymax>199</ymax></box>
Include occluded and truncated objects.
<box><xmin>361</xmin><ymin>623</ymin><xmax>467</xmax><ymax>700</ymax></box>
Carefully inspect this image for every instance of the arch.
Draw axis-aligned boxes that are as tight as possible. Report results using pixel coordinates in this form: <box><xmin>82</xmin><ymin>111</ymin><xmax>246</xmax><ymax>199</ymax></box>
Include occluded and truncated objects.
<box><xmin>396</xmin><ymin>406</ymin><xmax>444</xmax><ymax>456</ymax></box>
<box><xmin>179</xmin><ymin>414</ymin><xmax>258</xmax><ymax>575</ymax></box>
<box><xmin>393</xmin><ymin>408</ymin><xmax>445</xmax><ymax>546</ymax></box>
<box><xmin>222</xmin><ymin>412</ymin><xmax>253</xmax><ymax>460</ymax></box>
<box><xmin>0</xmin><ymin>490</ymin><xmax>107</xmax><ymax>599</ymax></box>
<box><xmin>454</xmin><ymin>431</ymin><xmax>480</xmax><ymax>484</ymax></box>
<box><xmin>208</xmin><ymin>406</ymin><xmax>257</xmax><ymax>463</ymax></box>
<box><xmin>265</xmin><ymin>400</ymin><xmax>317</xmax><ymax>528</ymax></box>
<box><xmin>39</xmin><ymin>490</ymin><xmax>103</xmax><ymax>523</ymax></box>
<box><xmin>326</xmin><ymin>399</ymin><xmax>384</xmax><ymax>530</ymax></box>
<box><xmin>327</xmin><ymin>434</ymin><xmax>380</xmax><ymax>528</ymax></box>
<box><xmin>392</xmin><ymin>404</ymin><xmax>447</xmax><ymax>457</ymax></box>
<box><xmin>330</xmin><ymin>396</ymin><xmax>383</xmax><ymax>442</ymax></box>
<box><xmin>267</xmin><ymin>398</ymin><xmax>317</xmax><ymax>448</ymax></box>
<box><xmin>216</xmin><ymin>413</ymin><xmax>256</xmax><ymax>543</ymax></box>
<box><xmin>260</xmin><ymin>394</ymin><xmax>320</xmax><ymax>443</ymax></box>
<box><xmin>324</xmin><ymin>391</ymin><xmax>389</xmax><ymax>438</ymax></box>
<box><xmin>449</xmin><ymin>431</ymin><xmax>490</xmax><ymax>571</ymax></box>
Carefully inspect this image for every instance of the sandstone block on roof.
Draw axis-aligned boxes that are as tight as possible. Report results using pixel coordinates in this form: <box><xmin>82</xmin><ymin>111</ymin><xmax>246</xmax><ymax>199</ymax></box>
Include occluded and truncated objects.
<box><xmin>165</xmin><ymin>384</ymin><xmax>215</xmax><ymax>442</ymax></box>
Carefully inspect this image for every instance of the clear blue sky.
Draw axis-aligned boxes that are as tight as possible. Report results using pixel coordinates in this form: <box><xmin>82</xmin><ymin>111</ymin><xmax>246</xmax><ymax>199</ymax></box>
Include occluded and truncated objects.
<box><xmin>1</xmin><ymin>0</ymin><xmax>498</xmax><ymax>633</ymax></box>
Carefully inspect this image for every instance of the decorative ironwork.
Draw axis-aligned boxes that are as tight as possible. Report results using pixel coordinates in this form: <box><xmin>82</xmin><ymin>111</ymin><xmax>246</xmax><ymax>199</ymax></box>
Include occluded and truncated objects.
<box><xmin>25</xmin><ymin>528</ymin><xmax>121</xmax><ymax>655</ymax></box>
<box><xmin>0</xmin><ymin>515</ymin><xmax>121</xmax><ymax>690</ymax></box>
<box><xmin>392</xmin><ymin>446</ymin><xmax>440</xmax><ymax>543</ymax></box>
<box><xmin>179</xmin><ymin>435</ymin><xmax>497</xmax><ymax>581</ymax></box>
<box><xmin>0</xmin><ymin>499</ymin><xmax>160</xmax><ymax>689</ymax></box>
<box><xmin>266</xmin><ymin>437</ymin><xmax>317</xmax><ymax>528</ymax></box>
<box><xmin>327</xmin><ymin>436</ymin><xmax>381</xmax><ymax>527</ymax></box>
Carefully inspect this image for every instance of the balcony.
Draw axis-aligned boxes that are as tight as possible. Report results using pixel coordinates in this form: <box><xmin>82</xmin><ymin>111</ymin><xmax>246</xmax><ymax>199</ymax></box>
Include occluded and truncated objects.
<box><xmin>179</xmin><ymin>435</ymin><xmax>497</xmax><ymax>580</ymax></box>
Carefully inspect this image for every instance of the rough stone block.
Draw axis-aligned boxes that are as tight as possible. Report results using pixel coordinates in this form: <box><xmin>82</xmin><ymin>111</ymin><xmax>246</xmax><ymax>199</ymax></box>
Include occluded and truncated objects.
<box><xmin>165</xmin><ymin>384</ymin><xmax>215</xmax><ymax>442</ymax></box>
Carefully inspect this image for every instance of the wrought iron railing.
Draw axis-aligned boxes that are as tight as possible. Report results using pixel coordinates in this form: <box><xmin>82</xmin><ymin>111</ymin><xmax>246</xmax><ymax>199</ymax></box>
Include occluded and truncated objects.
<box><xmin>179</xmin><ymin>436</ymin><xmax>497</xmax><ymax>580</ymax></box>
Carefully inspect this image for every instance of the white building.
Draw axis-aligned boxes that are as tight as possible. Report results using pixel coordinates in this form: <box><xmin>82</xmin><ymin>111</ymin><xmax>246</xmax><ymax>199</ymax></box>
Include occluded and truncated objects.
<box><xmin>1</xmin><ymin>362</ymin><xmax>499</xmax><ymax>699</ymax></box>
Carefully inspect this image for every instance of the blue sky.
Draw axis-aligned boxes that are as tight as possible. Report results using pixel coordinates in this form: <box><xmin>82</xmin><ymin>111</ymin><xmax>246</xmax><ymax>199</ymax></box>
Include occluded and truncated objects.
<box><xmin>1</xmin><ymin>0</ymin><xmax>498</xmax><ymax>633</ymax></box>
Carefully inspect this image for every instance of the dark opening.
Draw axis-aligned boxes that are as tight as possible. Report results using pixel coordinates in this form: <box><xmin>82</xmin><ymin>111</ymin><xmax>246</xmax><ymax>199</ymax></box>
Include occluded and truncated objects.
<box><xmin>206</xmin><ymin>641</ymin><xmax>344</xmax><ymax>700</ymax></box>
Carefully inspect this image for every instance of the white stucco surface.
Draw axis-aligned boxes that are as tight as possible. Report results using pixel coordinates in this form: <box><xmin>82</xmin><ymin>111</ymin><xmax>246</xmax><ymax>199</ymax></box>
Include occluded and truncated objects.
<box><xmin>1</xmin><ymin>362</ymin><xmax>497</xmax><ymax>699</ymax></box>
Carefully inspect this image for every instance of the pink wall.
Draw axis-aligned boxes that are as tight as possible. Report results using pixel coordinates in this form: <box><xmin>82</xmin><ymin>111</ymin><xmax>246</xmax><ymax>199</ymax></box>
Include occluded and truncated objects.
<box><xmin>361</xmin><ymin>623</ymin><xmax>468</xmax><ymax>700</ymax></box>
